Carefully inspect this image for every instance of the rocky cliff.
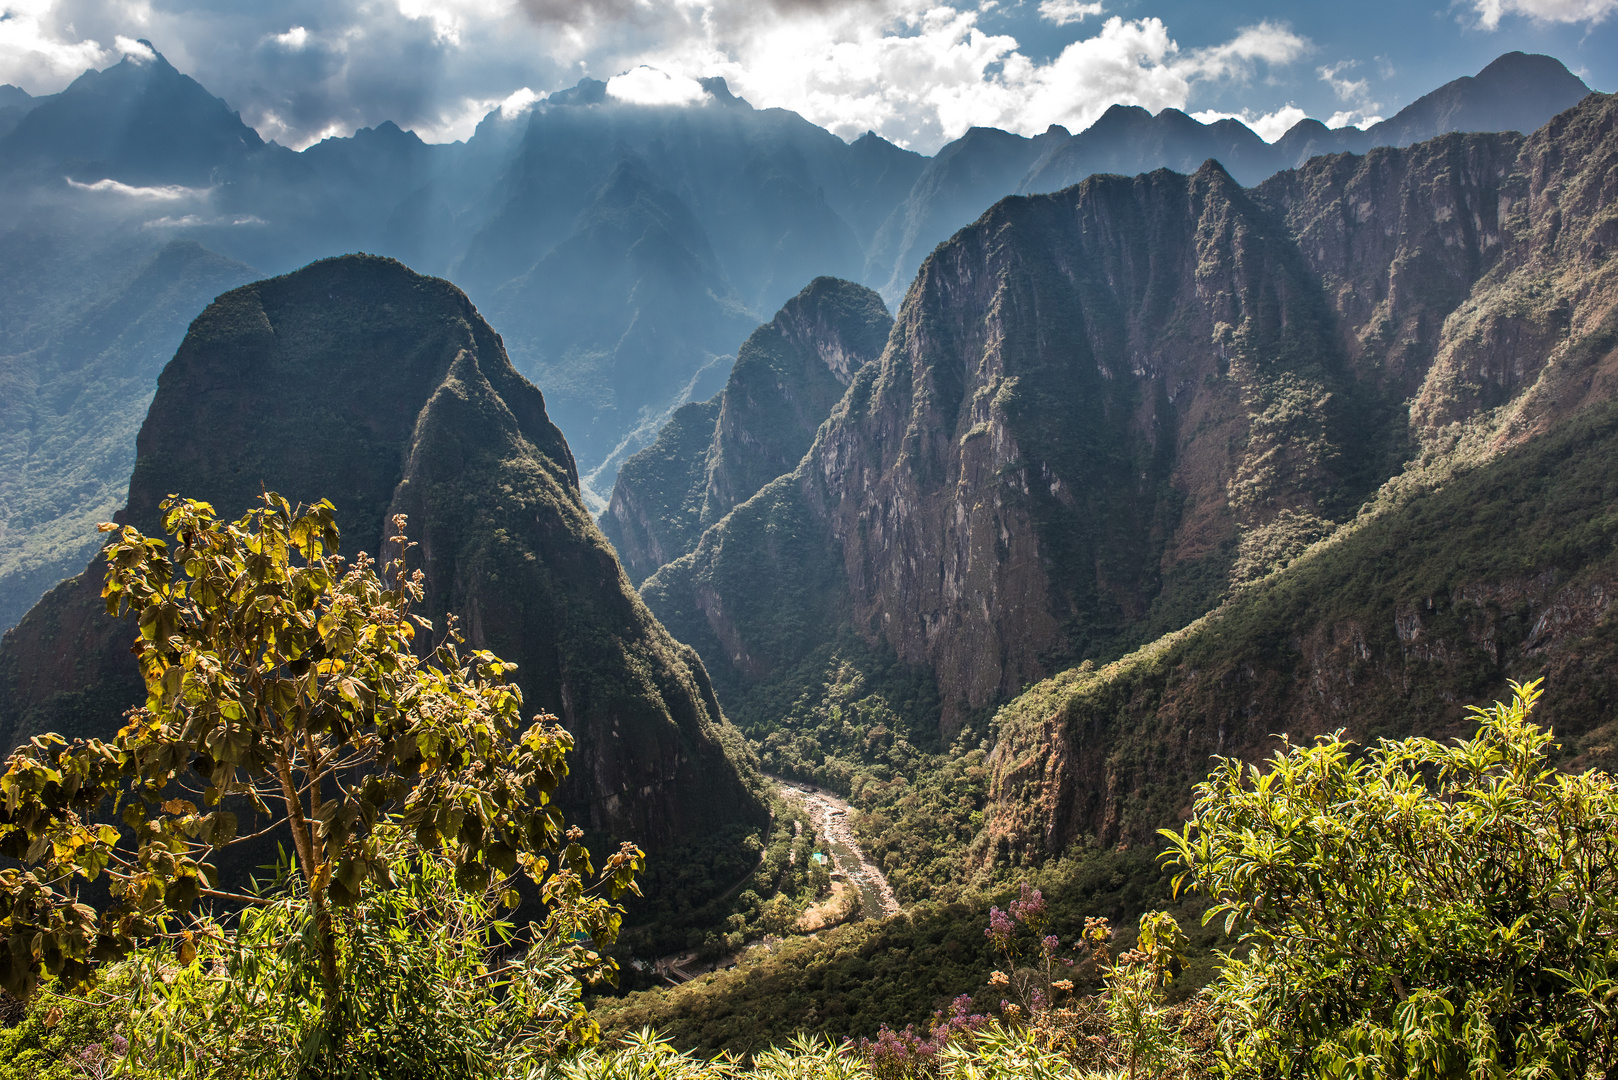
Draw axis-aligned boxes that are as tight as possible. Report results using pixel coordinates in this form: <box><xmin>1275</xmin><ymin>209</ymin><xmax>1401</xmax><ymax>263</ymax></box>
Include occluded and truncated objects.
<box><xmin>982</xmin><ymin>89</ymin><xmax>1618</xmax><ymax>856</ymax></box>
<box><xmin>644</xmin><ymin>93</ymin><xmax>1618</xmax><ymax>752</ymax></box>
<box><xmin>0</xmin><ymin>254</ymin><xmax>766</xmax><ymax>851</ymax></box>
<box><xmin>603</xmin><ymin>277</ymin><xmax>891</xmax><ymax>584</ymax></box>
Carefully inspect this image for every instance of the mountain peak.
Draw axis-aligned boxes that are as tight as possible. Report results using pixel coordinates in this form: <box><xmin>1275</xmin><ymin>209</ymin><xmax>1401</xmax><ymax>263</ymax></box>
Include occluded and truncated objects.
<box><xmin>546</xmin><ymin>77</ymin><xmax>608</xmax><ymax>106</ymax></box>
<box><xmin>1364</xmin><ymin>50</ymin><xmax>1590</xmax><ymax>148</ymax></box>
<box><xmin>699</xmin><ymin>76</ymin><xmax>750</xmax><ymax>108</ymax></box>
<box><xmin>0</xmin><ymin>43</ymin><xmax>264</xmax><ymax>184</ymax></box>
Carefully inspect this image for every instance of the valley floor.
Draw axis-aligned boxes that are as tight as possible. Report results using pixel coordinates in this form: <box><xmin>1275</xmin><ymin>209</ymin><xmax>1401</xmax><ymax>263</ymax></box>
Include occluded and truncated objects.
<box><xmin>771</xmin><ymin>777</ymin><xmax>901</xmax><ymax>921</ymax></box>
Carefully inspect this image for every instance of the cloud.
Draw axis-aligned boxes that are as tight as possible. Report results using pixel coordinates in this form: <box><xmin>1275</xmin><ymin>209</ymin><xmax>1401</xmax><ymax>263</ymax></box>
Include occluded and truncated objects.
<box><xmin>1471</xmin><ymin>0</ymin><xmax>1618</xmax><ymax>28</ymax></box>
<box><xmin>1037</xmin><ymin>1</ymin><xmax>1104</xmax><ymax>26</ymax></box>
<box><xmin>0</xmin><ymin>0</ymin><xmax>112</xmax><ymax>89</ymax></box>
<box><xmin>1182</xmin><ymin>21</ymin><xmax>1310</xmax><ymax>81</ymax></box>
<box><xmin>113</xmin><ymin>35</ymin><xmax>156</xmax><ymax>61</ymax></box>
<box><xmin>143</xmin><ymin>213</ymin><xmax>268</xmax><ymax>227</ymax></box>
<box><xmin>0</xmin><ymin>1</ymin><xmax>1315</xmax><ymax>153</ymax></box>
<box><xmin>1314</xmin><ymin>58</ymin><xmax>1381</xmax><ymax>130</ymax></box>
<box><xmin>1191</xmin><ymin>104</ymin><xmax>1308</xmax><ymax>143</ymax></box>
<box><xmin>1327</xmin><ymin>109</ymin><xmax>1383</xmax><ymax>130</ymax></box>
<box><xmin>653</xmin><ymin>9</ymin><xmax>1312</xmax><ymax>149</ymax></box>
<box><xmin>271</xmin><ymin>26</ymin><xmax>311</xmax><ymax>50</ymax></box>
<box><xmin>607</xmin><ymin>64</ymin><xmax>705</xmax><ymax>104</ymax></box>
<box><xmin>1318</xmin><ymin>61</ymin><xmax>1370</xmax><ymax>102</ymax></box>
<box><xmin>498</xmin><ymin>86</ymin><xmax>539</xmax><ymax>117</ymax></box>
<box><xmin>66</xmin><ymin>177</ymin><xmax>202</xmax><ymax>199</ymax></box>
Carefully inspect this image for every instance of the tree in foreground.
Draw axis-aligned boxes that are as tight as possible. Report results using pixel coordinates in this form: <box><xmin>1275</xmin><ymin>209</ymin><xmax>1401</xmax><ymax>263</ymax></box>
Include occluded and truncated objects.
<box><xmin>0</xmin><ymin>494</ymin><xmax>642</xmax><ymax>1077</ymax></box>
<box><xmin>1163</xmin><ymin>680</ymin><xmax>1618</xmax><ymax>1078</ymax></box>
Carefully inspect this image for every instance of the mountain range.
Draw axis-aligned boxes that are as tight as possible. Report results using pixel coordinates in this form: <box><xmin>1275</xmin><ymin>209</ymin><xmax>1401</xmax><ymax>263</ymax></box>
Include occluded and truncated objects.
<box><xmin>0</xmin><ymin>46</ymin><xmax>1593</xmax><ymax>638</ymax></box>
<box><xmin>1</xmin><ymin>40</ymin><xmax>1616</xmax><ymax>1047</ymax></box>
<box><xmin>632</xmin><ymin>87</ymin><xmax>1618</xmax><ymax>874</ymax></box>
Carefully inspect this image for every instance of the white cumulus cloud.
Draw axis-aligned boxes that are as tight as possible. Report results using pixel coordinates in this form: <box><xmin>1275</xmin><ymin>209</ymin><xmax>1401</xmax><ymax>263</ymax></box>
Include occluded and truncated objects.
<box><xmin>1181</xmin><ymin>21</ymin><xmax>1310</xmax><ymax>81</ymax></box>
<box><xmin>0</xmin><ymin>0</ymin><xmax>112</xmax><ymax>90</ymax></box>
<box><xmin>1037</xmin><ymin>1</ymin><xmax>1104</xmax><ymax>26</ymax></box>
<box><xmin>1190</xmin><ymin>104</ymin><xmax>1308</xmax><ymax>143</ymax></box>
<box><xmin>1327</xmin><ymin>109</ymin><xmax>1383</xmax><ymax>130</ymax></box>
<box><xmin>1472</xmin><ymin>0</ymin><xmax>1618</xmax><ymax>28</ymax></box>
<box><xmin>606</xmin><ymin>64</ymin><xmax>706</xmax><ymax>105</ymax></box>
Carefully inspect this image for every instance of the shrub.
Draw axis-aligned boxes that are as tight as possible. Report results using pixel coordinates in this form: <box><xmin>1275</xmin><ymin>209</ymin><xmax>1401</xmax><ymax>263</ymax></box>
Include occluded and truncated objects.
<box><xmin>0</xmin><ymin>494</ymin><xmax>642</xmax><ymax>1078</ymax></box>
<box><xmin>1164</xmin><ymin>680</ymin><xmax>1618</xmax><ymax>1077</ymax></box>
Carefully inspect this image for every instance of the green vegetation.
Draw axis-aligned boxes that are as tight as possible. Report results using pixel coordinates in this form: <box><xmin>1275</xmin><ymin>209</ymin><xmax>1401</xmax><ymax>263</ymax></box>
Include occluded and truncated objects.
<box><xmin>592</xmin><ymin>845</ymin><xmax>1224</xmax><ymax>1055</ymax></box>
<box><xmin>1165</xmin><ymin>681</ymin><xmax>1618</xmax><ymax>1076</ymax></box>
<box><xmin>0</xmin><ymin>494</ymin><xmax>641</xmax><ymax>1076</ymax></box>
<box><xmin>0</xmin><ymin>237</ymin><xmax>255</xmax><ymax>634</ymax></box>
<box><xmin>616</xmin><ymin>791</ymin><xmax>833</xmax><ymax>966</ymax></box>
<box><xmin>5</xmin><ymin>676</ymin><xmax>1613</xmax><ymax>1076</ymax></box>
<box><xmin>989</xmin><ymin>395</ymin><xmax>1618</xmax><ymax>860</ymax></box>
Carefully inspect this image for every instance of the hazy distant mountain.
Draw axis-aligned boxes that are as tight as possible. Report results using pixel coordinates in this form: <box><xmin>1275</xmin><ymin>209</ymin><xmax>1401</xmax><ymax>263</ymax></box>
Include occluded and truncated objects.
<box><xmin>0</xmin><ymin>45</ymin><xmax>1600</xmax><ymax>631</ymax></box>
<box><xmin>488</xmin><ymin>159</ymin><xmax>757</xmax><ymax>497</ymax></box>
<box><xmin>1027</xmin><ymin>51</ymin><xmax>1592</xmax><ymax>196</ymax></box>
<box><xmin>865</xmin><ymin>51</ymin><xmax>1591</xmax><ymax>306</ymax></box>
<box><xmin>865</xmin><ymin>125</ymin><xmax>1070</xmax><ymax>302</ymax></box>
<box><xmin>0</xmin><ymin>44</ymin><xmax>263</xmax><ymax>185</ymax></box>
<box><xmin>0</xmin><ymin>85</ymin><xmax>42</xmax><ymax>141</ymax></box>
<box><xmin>0</xmin><ymin>233</ymin><xmax>257</xmax><ymax>634</ymax></box>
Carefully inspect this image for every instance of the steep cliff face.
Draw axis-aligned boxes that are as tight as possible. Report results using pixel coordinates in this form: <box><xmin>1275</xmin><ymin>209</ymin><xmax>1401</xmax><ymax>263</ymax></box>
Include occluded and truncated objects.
<box><xmin>0</xmin><ymin>254</ymin><xmax>765</xmax><ymax>850</ymax></box>
<box><xmin>983</xmin><ymin>93</ymin><xmax>1618</xmax><ymax>858</ymax></box>
<box><xmin>645</xmin><ymin>93</ymin><xmax>1618</xmax><ymax>741</ymax></box>
<box><xmin>603</xmin><ymin>277</ymin><xmax>891</xmax><ymax>584</ymax></box>
<box><xmin>984</xmin><ymin>398</ymin><xmax>1618</xmax><ymax>857</ymax></box>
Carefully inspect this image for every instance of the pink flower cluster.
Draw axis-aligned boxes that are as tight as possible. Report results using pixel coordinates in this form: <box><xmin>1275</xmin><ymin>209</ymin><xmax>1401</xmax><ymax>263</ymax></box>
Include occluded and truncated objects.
<box><xmin>857</xmin><ymin>994</ymin><xmax>989</xmax><ymax>1073</ymax></box>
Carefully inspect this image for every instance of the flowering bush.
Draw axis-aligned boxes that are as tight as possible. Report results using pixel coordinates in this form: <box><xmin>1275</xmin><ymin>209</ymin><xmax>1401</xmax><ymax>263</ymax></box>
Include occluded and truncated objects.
<box><xmin>983</xmin><ymin>885</ymin><xmax>1085</xmax><ymax>1017</ymax></box>
<box><xmin>857</xmin><ymin>995</ymin><xmax>989</xmax><ymax>1078</ymax></box>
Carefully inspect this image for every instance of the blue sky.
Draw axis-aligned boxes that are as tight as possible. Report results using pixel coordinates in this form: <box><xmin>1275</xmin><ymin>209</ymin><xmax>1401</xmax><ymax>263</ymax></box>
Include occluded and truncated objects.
<box><xmin>0</xmin><ymin>0</ymin><xmax>1611</xmax><ymax>152</ymax></box>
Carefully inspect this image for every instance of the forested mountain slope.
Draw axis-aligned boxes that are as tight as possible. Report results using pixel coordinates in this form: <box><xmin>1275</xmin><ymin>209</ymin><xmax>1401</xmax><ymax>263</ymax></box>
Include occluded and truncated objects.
<box><xmin>0</xmin><ymin>255</ymin><xmax>766</xmax><ymax>852</ymax></box>
<box><xmin>643</xmin><ymin>92</ymin><xmax>1618</xmax><ymax>763</ymax></box>
<box><xmin>603</xmin><ymin>277</ymin><xmax>892</xmax><ymax>584</ymax></box>
<box><xmin>0</xmin><ymin>46</ymin><xmax>1595</xmax><ymax>637</ymax></box>
<box><xmin>0</xmin><ymin>236</ymin><xmax>257</xmax><ymax>633</ymax></box>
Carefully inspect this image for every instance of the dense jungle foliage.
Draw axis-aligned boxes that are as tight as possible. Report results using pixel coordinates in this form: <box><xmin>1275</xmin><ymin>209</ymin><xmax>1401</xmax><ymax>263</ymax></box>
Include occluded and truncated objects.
<box><xmin>7</xmin><ymin>683</ymin><xmax>1616</xmax><ymax>1078</ymax></box>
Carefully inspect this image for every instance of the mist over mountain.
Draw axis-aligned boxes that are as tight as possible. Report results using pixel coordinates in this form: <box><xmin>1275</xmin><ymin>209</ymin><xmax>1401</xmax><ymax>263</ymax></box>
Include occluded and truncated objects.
<box><xmin>0</xmin><ymin>45</ymin><xmax>1592</xmax><ymax>637</ymax></box>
